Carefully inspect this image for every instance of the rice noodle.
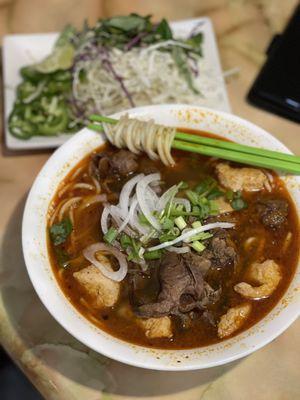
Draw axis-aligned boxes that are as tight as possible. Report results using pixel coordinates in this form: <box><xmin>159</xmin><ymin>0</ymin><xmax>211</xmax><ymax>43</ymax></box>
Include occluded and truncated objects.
<box><xmin>148</xmin><ymin>222</ymin><xmax>235</xmax><ymax>251</ymax></box>
<box><xmin>102</xmin><ymin>115</ymin><xmax>176</xmax><ymax>166</ymax></box>
<box><xmin>79</xmin><ymin>194</ymin><xmax>107</xmax><ymax>210</ymax></box>
<box><xmin>70</xmin><ymin>166</ymin><xmax>84</xmax><ymax>181</ymax></box>
<box><xmin>58</xmin><ymin>183</ymin><xmax>72</xmax><ymax>198</ymax></box>
<box><xmin>83</xmin><ymin>242</ymin><xmax>128</xmax><ymax>281</ymax></box>
<box><xmin>73</xmin><ymin>183</ymin><xmax>95</xmax><ymax>191</ymax></box>
<box><xmin>91</xmin><ymin>177</ymin><xmax>101</xmax><ymax>193</ymax></box>
<box><xmin>58</xmin><ymin>197</ymin><xmax>82</xmax><ymax>221</ymax></box>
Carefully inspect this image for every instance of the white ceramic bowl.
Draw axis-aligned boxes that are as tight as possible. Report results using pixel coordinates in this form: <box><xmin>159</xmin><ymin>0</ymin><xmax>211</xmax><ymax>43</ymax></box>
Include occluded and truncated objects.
<box><xmin>22</xmin><ymin>105</ymin><xmax>300</xmax><ymax>371</ymax></box>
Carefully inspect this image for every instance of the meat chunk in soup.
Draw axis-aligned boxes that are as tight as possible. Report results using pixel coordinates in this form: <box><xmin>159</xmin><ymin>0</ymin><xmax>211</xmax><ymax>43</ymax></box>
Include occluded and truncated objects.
<box><xmin>257</xmin><ymin>199</ymin><xmax>288</xmax><ymax>228</ymax></box>
<box><xmin>203</xmin><ymin>229</ymin><xmax>237</xmax><ymax>269</ymax></box>
<box><xmin>139</xmin><ymin>316</ymin><xmax>173</xmax><ymax>339</ymax></box>
<box><xmin>234</xmin><ymin>259</ymin><xmax>281</xmax><ymax>299</ymax></box>
<box><xmin>73</xmin><ymin>265</ymin><xmax>120</xmax><ymax>308</ymax></box>
<box><xmin>216</xmin><ymin>163</ymin><xmax>268</xmax><ymax>192</ymax></box>
<box><xmin>91</xmin><ymin>149</ymin><xmax>138</xmax><ymax>180</ymax></box>
<box><xmin>136</xmin><ymin>252</ymin><xmax>220</xmax><ymax>318</ymax></box>
<box><xmin>218</xmin><ymin>303</ymin><xmax>252</xmax><ymax>338</ymax></box>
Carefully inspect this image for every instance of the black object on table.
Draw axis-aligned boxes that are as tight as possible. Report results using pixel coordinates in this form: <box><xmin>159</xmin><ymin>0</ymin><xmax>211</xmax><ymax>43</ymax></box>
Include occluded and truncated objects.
<box><xmin>0</xmin><ymin>347</ymin><xmax>43</xmax><ymax>400</ymax></box>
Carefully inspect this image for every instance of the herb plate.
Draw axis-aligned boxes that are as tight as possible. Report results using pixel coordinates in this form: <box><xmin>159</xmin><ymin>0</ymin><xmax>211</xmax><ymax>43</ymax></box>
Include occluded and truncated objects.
<box><xmin>3</xmin><ymin>17</ymin><xmax>230</xmax><ymax>150</ymax></box>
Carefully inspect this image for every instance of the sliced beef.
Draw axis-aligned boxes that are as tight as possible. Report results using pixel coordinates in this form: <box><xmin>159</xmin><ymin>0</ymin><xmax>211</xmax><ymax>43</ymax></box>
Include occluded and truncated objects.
<box><xmin>90</xmin><ymin>149</ymin><xmax>138</xmax><ymax>180</ymax></box>
<box><xmin>182</xmin><ymin>252</ymin><xmax>211</xmax><ymax>276</ymax></box>
<box><xmin>111</xmin><ymin>149</ymin><xmax>138</xmax><ymax>175</ymax></box>
<box><xmin>257</xmin><ymin>199</ymin><xmax>288</xmax><ymax>228</ymax></box>
<box><xmin>135</xmin><ymin>252</ymin><xmax>220</xmax><ymax>319</ymax></box>
<box><xmin>203</xmin><ymin>229</ymin><xmax>237</xmax><ymax>269</ymax></box>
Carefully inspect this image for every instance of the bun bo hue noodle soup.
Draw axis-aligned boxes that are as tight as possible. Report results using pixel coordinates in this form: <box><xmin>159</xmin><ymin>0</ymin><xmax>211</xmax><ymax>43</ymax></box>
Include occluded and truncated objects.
<box><xmin>47</xmin><ymin>120</ymin><xmax>299</xmax><ymax>349</ymax></box>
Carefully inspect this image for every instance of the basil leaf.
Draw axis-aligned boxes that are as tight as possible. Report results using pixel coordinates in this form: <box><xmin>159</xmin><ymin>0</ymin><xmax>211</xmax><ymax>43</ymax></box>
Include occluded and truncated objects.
<box><xmin>155</xmin><ymin>18</ymin><xmax>173</xmax><ymax>40</ymax></box>
<box><xmin>172</xmin><ymin>46</ymin><xmax>199</xmax><ymax>94</ymax></box>
<box><xmin>50</xmin><ymin>218</ymin><xmax>72</xmax><ymax>246</ymax></box>
<box><xmin>102</xmin><ymin>14</ymin><xmax>150</xmax><ymax>33</ymax></box>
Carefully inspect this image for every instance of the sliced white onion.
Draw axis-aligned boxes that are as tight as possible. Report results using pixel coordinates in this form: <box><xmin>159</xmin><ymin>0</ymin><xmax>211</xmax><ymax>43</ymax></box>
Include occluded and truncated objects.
<box><xmin>129</xmin><ymin>207</ymin><xmax>150</xmax><ymax>235</ymax></box>
<box><xmin>148</xmin><ymin>222</ymin><xmax>235</xmax><ymax>251</ymax></box>
<box><xmin>118</xmin><ymin>173</ymin><xmax>144</xmax><ymax>214</ymax></box>
<box><xmin>167</xmin><ymin>245</ymin><xmax>190</xmax><ymax>254</ymax></box>
<box><xmin>173</xmin><ymin>197</ymin><xmax>191</xmax><ymax>212</ymax></box>
<box><xmin>136</xmin><ymin>173</ymin><xmax>161</xmax><ymax>230</ymax></box>
<box><xmin>109</xmin><ymin>205</ymin><xmax>136</xmax><ymax>236</ymax></box>
<box><xmin>83</xmin><ymin>242</ymin><xmax>128</xmax><ymax>282</ymax></box>
<box><xmin>118</xmin><ymin>198</ymin><xmax>138</xmax><ymax>233</ymax></box>
<box><xmin>157</xmin><ymin>184</ymin><xmax>178</xmax><ymax>211</ymax></box>
<box><xmin>101</xmin><ymin>205</ymin><xmax>111</xmax><ymax>234</ymax></box>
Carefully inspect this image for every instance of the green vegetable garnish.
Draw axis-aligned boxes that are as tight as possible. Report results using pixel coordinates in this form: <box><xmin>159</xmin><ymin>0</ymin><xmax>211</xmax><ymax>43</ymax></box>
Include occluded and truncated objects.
<box><xmin>138</xmin><ymin>213</ymin><xmax>151</xmax><ymax>226</ymax></box>
<box><xmin>120</xmin><ymin>233</ymin><xmax>132</xmax><ymax>249</ymax></box>
<box><xmin>174</xmin><ymin>216</ymin><xmax>187</xmax><ymax>230</ymax></box>
<box><xmin>191</xmin><ymin>221</ymin><xmax>202</xmax><ymax>229</ymax></box>
<box><xmin>227</xmin><ymin>190</ymin><xmax>248</xmax><ymax>210</ymax></box>
<box><xmin>49</xmin><ymin>218</ymin><xmax>72</xmax><ymax>246</ymax></box>
<box><xmin>103</xmin><ymin>227</ymin><xmax>118</xmax><ymax>244</ymax></box>
<box><xmin>231</xmin><ymin>197</ymin><xmax>248</xmax><ymax>210</ymax></box>
<box><xmin>225</xmin><ymin>190</ymin><xmax>234</xmax><ymax>201</ymax></box>
<box><xmin>144</xmin><ymin>250</ymin><xmax>163</xmax><ymax>260</ymax></box>
<box><xmin>191</xmin><ymin>241</ymin><xmax>206</xmax><ymax>253</ymax></box>
<box><xmin>162</xmin><ymin>217</ymin><xmax>174</xmax><ymax>230</ymax></box>
<box><xmin>186</xmin><ymin>190</ymin><xmax>199</xmax><ymax>206</ymax></box>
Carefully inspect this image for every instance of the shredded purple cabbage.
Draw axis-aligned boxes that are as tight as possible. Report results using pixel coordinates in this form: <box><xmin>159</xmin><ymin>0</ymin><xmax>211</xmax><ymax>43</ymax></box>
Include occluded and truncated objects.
<box><xmin>100</xmin><ymin>47</ymin><xmax>135</xmax><ymax>107</ymax></box>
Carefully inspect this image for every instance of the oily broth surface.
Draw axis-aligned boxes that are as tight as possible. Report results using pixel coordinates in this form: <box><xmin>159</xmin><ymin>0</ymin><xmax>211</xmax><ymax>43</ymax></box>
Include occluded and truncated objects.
<box><xmin>47</xmin><ymin>130</ymin><xmax>299</xmax><ymax>349</ymax></box>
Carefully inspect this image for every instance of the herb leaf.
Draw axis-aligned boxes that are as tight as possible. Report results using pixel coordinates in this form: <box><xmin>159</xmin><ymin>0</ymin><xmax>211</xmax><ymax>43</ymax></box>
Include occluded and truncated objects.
<box><xmin>50</xmin><ymin>218</ymin><xmax>72</xmax><ymax>246</ymax></box>
<box><xmin>171</xmin><ymin>46</ymin><xmax>199</xmax><ymax>94</ymax></box>
<box><xmin>102</xmin><ymin>14</ymin><xmax>150</xmax><ymax>33</ymax></box>
<box><xmin>155</xmin><ymin>18</ymin><xmax>173</xmax><ymax>40</ymax></box>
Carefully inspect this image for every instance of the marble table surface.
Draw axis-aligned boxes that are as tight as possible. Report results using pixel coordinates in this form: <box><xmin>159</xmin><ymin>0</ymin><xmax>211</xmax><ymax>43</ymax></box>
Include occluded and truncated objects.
<box><xmin>1</xmin><ymin>1</ymin><xmax>300</xmax><ymax>399</ymax></box>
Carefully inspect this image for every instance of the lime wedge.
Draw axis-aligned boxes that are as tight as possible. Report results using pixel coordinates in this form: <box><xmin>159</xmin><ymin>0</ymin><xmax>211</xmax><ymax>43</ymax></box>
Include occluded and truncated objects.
<box><xmin>34</xmin><ymin>43</ymin><xmax>75</xmax><ymax>73</ymax></box>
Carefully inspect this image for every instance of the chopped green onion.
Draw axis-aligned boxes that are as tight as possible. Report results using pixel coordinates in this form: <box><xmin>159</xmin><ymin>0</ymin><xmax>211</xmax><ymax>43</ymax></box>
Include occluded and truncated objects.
<box><xmin>186</xmin><ymin>190</ymin><xmax>199</xmax><ymax>205</ymax></box>
<box><xmin>162</xmin><ymin>217</ymin><xmax>174</xmax><ymax>230</ymax></box>
<box><xmin>159</xmin><ymin>232</ymin><xmax>179</xmax><ymax>243</ymax></box>
<box><xmin>195</xmin><ymin>177</ymin><xmax>217</xmax><ymax>197</ymax></box>
<box><xmin>209</xmin><ymin>200</ymin><xmax>220</xmax><ymax>215</ymax></box>
<box><xmin>103</xmin><ymin>227</ymin><xmax>118</xmax><ymax>244</ymax></box>
<box><xmin>174</xmin><ymin>216</ymin><xmax>187</xmax><ymax>230</ymax></box>
<box><xmin>225</xmin><ymin>190</ymin><xmax>234</xmax><ymax>201</ymax></box>
<box><xmin>144</xmin><ymin>250</ymin><xmax>163</xmax><ymax>260</ymax></box>
<box><xmin>179</xmin><ymin>181</ymin><xmax>189</xmax><ymax>189</ymax></box>
<box><xmin>138</xmin><ymin>213</ymin><xmax>150</xmax><ymax>226</ymax></box>
<box><xmin>120</xmin><ymin>233</ymin><xmax>131</xmax><ymax>249</ymax></box>
<box><xmin>189</xmin><ymin>232</ymin><xmax>213</xmax><ymax>242</ymax></box>
<box><xmin>231</xmin><ymin>198</ymin><xmax>248</xmax><ymax>210</ymax></box>
<box><xmin>191</xmin><ymin>241</ymin><xmax>206</xmax><ymax>252</ymax></box>
<box><xmin>207</xmin><ymin>188</ymin><xmax>224</xmax><ymax>200</ymax></box>
<box><xmin>191</xmin><ymin>221</ymin><xmax>202</xmax><ymax>229</ymax></box>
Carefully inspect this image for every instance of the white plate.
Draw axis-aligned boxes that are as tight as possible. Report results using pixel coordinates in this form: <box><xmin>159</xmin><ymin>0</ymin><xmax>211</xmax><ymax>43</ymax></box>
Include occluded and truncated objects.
<box><xmin>3</xmin><ymin>17</ymin><xmax>230</xmax><ymax>150</ymax></box>
<box><xmin>22</xmin><ymin>104</ymin><xmax>300</xmax><ymax>371</ymax></box>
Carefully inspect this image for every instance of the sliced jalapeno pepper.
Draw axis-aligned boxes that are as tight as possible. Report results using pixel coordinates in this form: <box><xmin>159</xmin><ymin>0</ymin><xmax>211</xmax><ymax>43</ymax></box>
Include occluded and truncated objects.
<box><xmin>8</xmin><ymin>106</ymin><xmax>37</xmax><ymax>139</ymax></box>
